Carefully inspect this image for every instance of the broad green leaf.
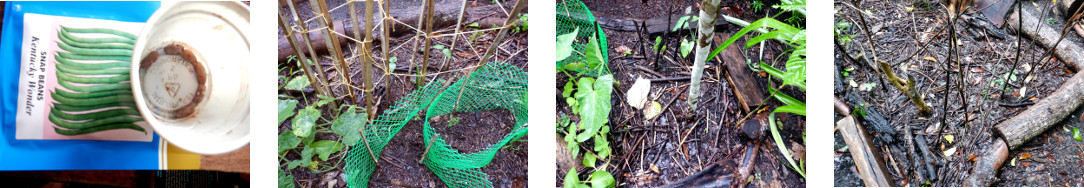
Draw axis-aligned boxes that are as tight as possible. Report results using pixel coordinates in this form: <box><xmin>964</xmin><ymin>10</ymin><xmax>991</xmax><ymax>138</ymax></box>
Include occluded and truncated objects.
<box><xmin>783</xmin><ymin>42</ymin><xmax>807</xmax><ymax>88</ymax></box>
<box><xmin>278</xmin><ymin>99</ymin><xmax>299</xmax><ymax>125</ymax></box>
<box><xmin>587</xmin><ymin>170</ymin><xmax>616</xmax><ymax>188</ymax></box>
<box><xmin>442</xmin><ymin>48</ymin><xmax>452</xmax><ymax>58</ymax></box>
<box><xmin>643</xmin><ymin>101</ymin><xmax>662</xmax><ymax>119</ymax></box>
<box><xmin>565</xmin><ymin>62</ymin><xmax>587</xmax><ymax>72</ymax></box>
<box><xmin>331</xmin><ymin>107</ymin><xmax>367</xmax><ymax>147</ymax></box>
<box><xmin>314</xmin><ymin>95</ymin><xmax>335</xmax><ymax>107</ymax></box>
<box><xmin>433</xmin><ymin>44</ymin><xmax>445</xmax><ymax>49</ymax></box>
<box><xmin>679</xmin><ymin>39</ymin><xmax>694</xmax><ymax>58</ymax></box>
<box><xmin>563</xmin><ymin>81</ymin><xmax>575</xmax><ymax>98</ymax></box>
<box><xmin>467</xmin><ymin>22</ymin><xmax>480</xmax><ymax>28</ymax></box>
<box><xmin>653</xmin><ymin>36</ymin><xmax>663</xmax><ymax>51</ymax></box>
<box><xmin>287</xmin><ymin>159</ymin><xmax>303</xmax><ymax>170</ymax></box>
<box><xmin>389</xmin><ymin>56</ymin><xmax>398</xmax><ymax>64</ymax></box>
<box><xmin>279</xmin><ymin>131</ymin><xmax>302</xmax><ymax>153</ymax></box>
<box><xmin>575</xmin><ymin>75</ymin><xmax>614</xmax><ymax>142</ymax></box>
<box><xmin>673</xmin><ymin>16</ymin><xmax>698</xmax><ymax>31</ymax></box>
<box><xmin>563</xmin><ymin>169</ymin><xmax>580</xmax><ymax>188</ymax></box>
<box><xmin>299</xmin><ymin>146</ymin><xmax>315</xmax><ymax>167</ymax></box>
<box><xmin>292</xmin><ymin>106</ymin><xmax>321</xmax><ymax>138</ymax></box>
<box><xmin>584</xmin><ymin>35</ymin><xmax>605</xmax><ymax>70</ymax></box>
<box><xmin>557</xmin><ymin>28</ymin><xmax>580</xmax><ymax>62</ymax></box>
<box><xmin>279</xmin><ymin>168</ymin><xmax>295</xmax><ymax>188</ymax></box>
<box><xmin>773</xmin><ymin>105</ymin><xmax>806</xmax><ymax>116</ymax></box>
<box><xmin>566</xmin><ymin>121</ymin><xmax>579</xmax><ymax>157</ymax></box>
<box><xmin>594</xmin><ymin>129</ymin><xmax>611</xmax><ymax>159</ymax></box>
<box><xmin>583</xmin><ymin>152</ymin><xmax>596</xmax><ymax>168</ymax></box>
<box><xmin>311</xmin><ymin>140</ymin><xmax>344</xmax><ymax>161</ymax></box>
<box><xmin>1075</xmin><ymin>128</ymin><xmax>1082</xmax><ymax>141</ymax></box>
<box><xmin>284</xmin><ymin>75</ymin><xmax>311</xmax><ymax>91</ymax></box>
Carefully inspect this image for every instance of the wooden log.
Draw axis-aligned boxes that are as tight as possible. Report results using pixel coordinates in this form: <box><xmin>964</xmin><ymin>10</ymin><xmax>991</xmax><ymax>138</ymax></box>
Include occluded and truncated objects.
<box><xmin>658</xmin><ymin>163</ymin><xmax>733</xmax><ymax>188</ymax></box>
<box><xmin>964</xmin><ymin>139</ymin><xmax>1009</xmax><ymax>186</ymax></box>
<box><xmin>995</xmin><ymin>72</ymin><xmax>1084</xmax><ymax>149</ymax></box>
<box><xmin>277</xmin><ymin>1</ymin><xmax>517</xmax><ymax>62</ymax></box>
<box><xmin>1056</xmin><ymin>0</ymin><xmax>1084</xmax><ymax>20</ymax></box>
<box><xmin>555</xmin><ymin>134</ymin><xmax>581</xmax><ymax>175</ymax></box>
<box><xmin>837</xmin><ymin>116</ymin><xmax>895</xmax><ymax>187</ymax></box>
<box><xmin>713</xmin><ymin>33</ymin><xmax>764</xmax><ymax>113</ymax></box>
<box><xmin>1007</xmin><ymin>7</ymin><xmax>1084</xmax><ymax>70</ymax></box>
<box><xmin>593</xmin><ymin>12</ymin><xmax>736</xmax><ymax>36</ymax></box>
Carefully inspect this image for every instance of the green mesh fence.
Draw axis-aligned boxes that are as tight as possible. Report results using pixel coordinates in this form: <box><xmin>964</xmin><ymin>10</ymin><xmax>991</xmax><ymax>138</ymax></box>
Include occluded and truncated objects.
<box><xmin>344</xmin><ymin>79</ymin><xmax>447</xmax><ymax>188</ymax></box>
<box><xmin>343</xmin><ymin>62</ymin><xmax>527</xmax><ymax>188</ymax></box>
<box><xmin>421</xmin><ymin>62</ymin><xmax>528</xmax><ymax>188</ymax></box>
<box><xmin>557</xmin><ymin>0</ymin><xmax>609</xmax><ymax>76</ymax></box>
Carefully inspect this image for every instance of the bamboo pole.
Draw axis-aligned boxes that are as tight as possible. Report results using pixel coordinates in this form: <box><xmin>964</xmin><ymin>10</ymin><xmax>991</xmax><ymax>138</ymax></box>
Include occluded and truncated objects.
<box><xmin>380</xmin><ymin>0</ymin><xmax>392</xmax><ymax>103</ymax></box>
<box><xmin>285</xmin><ymin>1</ymin><xmax>333</xmax><ymax>99</ymax></box>
<box><xmin>311</xmin><ymin>0</ymin><xmax>358</xmax><ymax>104</ymax></box>
<box><xmin>442</xmin><ymin>0</ymin><xmax>470</xmax><ymax>70</ymax></box>
<box><xmin>278</xmin><ymin>12</ymin><xmax>329</xmax><ymax>98</ymax></box>
<box><xmin>418</xmin><ymin>0</ymin><xmax>435</xmax><ymax>88</ymax></box>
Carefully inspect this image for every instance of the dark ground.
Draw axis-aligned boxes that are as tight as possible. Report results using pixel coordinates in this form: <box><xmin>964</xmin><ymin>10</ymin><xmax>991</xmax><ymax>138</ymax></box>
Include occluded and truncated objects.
<box><xmin>834</xmin><ymin>0</ymin><xmax>1084</xmax><ymax>186</ymax></box>
<box><xmin>277</xmin><ymin>0</ymin><xmax>529</xmax><ymax>187</ymax></box>
<box><xmin>557</xmin><ymin>0</ymin><xmax>806</xmax><ymax>187</ymax></box>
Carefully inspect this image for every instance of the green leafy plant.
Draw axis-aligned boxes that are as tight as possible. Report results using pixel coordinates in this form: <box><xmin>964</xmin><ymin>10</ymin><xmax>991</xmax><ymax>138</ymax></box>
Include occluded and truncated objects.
<box><xmin>557</xmin><ymin>25</ymin><xmax>616</xmax><ymax>187</ymax></box>
<box><xmin>710</xmin><ymin>2</ymin><xmax>806</xmax><ymax>178</ymax></box>
<box><xmin>679</xmin><ymin>38</ymin><xmax>694</xmax><ymax>58</ymax></box>
<box><xmin>653</xmin><ymin>36</ymin><xmax>667</xmax><ymax>52</ymax></box>
<box><xmin>673</xmin><ymin>15</ymin><xmax>699</xmax><ymax>31</ymax></box>
<box><xmin>752</xmin><ymin>0</ymin><xmax>765</xmax><ymax>13</ymax></box>
<box><xmin>433</xmin><ymin>44</ymin><xmax>452</xmax><ymax>59</ymax></box>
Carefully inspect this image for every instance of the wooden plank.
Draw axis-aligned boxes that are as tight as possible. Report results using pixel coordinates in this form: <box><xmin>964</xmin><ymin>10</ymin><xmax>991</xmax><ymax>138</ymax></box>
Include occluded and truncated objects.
<box><xmin>713</xmin><ymin>34</ymin><xmax>764</xmax><ymax>113</ymax></box>
<box><xmin>837</xmin><ymin>117</ymin><xmax>894</xmax><ymax>187</ymax></box>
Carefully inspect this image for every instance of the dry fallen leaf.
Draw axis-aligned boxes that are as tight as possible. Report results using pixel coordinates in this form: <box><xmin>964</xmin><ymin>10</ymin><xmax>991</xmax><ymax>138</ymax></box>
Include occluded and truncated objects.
<box><xmin>969</xmin><ymin>154</ymin><xmax>977</xmax><ymax>161</ymax></box>
<box><xmin>1020</xmin><ymin>152</ymin><xmax>1032</xmax><ymax>160</ymax></box>
<box><xmin>650</xmin><ymin>163</ymin><xmax>660</xmax><ymax>173</ymax></box>
<box><xmin>626</xmin><ymin>77</ymin><xmax>651</xmax><ymax>109</ymax></box>
<box><xmin>644</xmin><ymin>101</ymin><xmax>662</xmax><ymax>120</ymax></box>
<box><xmin>924</xmin><ymin>56</ymin><xmax>938</xmax><ymax>62</ymax></box>
<box><xmin>615</xmin><ymin>45</ymin><xmax>633</xmax><ymax>54</ymax></box>
<box><xmin>944</xmin><ymin>135</ymin><xmax>955</xmax><ymax>143</ymax></box>
<box><xmin>970</xmin><ymin>67</ymin><xmax>984</xmax><ymax>73</ymax></box>
<box><xmin>943</xmin><ymin>147</ymin><xmax>957</xmax><ymax>157</ymax></box>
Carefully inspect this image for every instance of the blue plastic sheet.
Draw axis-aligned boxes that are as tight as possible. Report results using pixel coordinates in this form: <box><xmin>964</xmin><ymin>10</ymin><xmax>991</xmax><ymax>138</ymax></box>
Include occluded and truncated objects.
<box><xmin>0</xmin><ymin>1</ymin><xmax>161</xmax><ymax>170</ymax></box>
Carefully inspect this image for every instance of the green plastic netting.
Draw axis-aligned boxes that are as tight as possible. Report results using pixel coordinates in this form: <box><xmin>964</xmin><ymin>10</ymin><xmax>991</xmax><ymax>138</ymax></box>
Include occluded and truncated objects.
<box><xmin>344</xmin><ymin>62</ymin><xmax>528</xmax><ymax>188</ymax></box>
<box><xmin>557</xmin><ymin>0</ymin><xmax>609</xmax><ymax>76</ymax></box>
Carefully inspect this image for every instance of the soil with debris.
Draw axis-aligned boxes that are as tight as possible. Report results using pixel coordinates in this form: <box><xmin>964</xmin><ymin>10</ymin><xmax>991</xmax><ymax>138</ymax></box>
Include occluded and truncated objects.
<box><xmin>277</xmin><ymin>0</ymin><xmax>529</xmax><ymax>187</ymax></box>
<box><xmin>834</xmin><ymin>0</ymin><xmax>1084</xmax><ymax>186</ymax></box>
<box><xmin>557</xmin><ymin>0</ymin><xmax>806</xmax><ymax>187</ymax></box>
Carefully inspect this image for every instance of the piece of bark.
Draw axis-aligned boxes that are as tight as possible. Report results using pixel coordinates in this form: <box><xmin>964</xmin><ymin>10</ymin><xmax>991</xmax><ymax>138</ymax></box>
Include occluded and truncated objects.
<box><xmin>713</xmin><ymin>33</ymin><xmax>764</xmax><ymax>113</ymax></box>
<box><xmin>277</xmin><ymin>1</ymin><xmax>517</xmax><ymax>62</ymax></box>
<box><xmin>837</xmin><ymin>116</ymin><xmax>895</xmax><ymax>187</ymax></box>
<box><xmin>843</xmin><ymin>93</ymin><xmax>896</xmax><ymax>143</ymax></box>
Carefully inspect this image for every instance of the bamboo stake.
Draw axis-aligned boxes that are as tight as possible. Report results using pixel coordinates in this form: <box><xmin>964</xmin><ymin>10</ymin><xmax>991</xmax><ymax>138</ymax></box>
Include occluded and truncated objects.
<box><xmin>285</xmin><ymin>1</ymin><xmax>333</xmax><ymax>100</ymax></box>
<box><xmin>442</xmin><ymin>0</ymin><xmax>470</xmax><ymax>70</ymax></box>
<box><xmin>311</xmin><ymin>0</ymin><xmax>358</xmax><ymax>104</ymax></box>
<box><xmin>380</xmin><ymin>0</ymin><xmax>392</xmax><ymax>103</ymax></box>
<box><xmin>279</xmin><ymin>11</ymin><xmax>329</xmax><ymax>98</ymax></box>
<box><xmin>418</xmin><ymin>0</ymin><xmax>436</xmax><ymax>88</ymax></box>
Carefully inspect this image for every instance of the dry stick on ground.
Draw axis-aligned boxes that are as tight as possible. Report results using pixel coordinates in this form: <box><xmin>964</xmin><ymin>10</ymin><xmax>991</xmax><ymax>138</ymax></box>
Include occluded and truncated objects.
<box><xmin>937</xmin><ymin>6</ymin><xmax>971</xmax><ymax>147</ymax></box>
<box><xmin>285</xmin><ymin>2</ymin><xmax>334</xmax><ymax>101</ymax></box>
<box><xmin>847</xmin><ymin>0</ymin><xmax>932</xmax><ymax>115</ymax></box>
<box><xmin>311</xmin><ymin>0</ymin><xmax>358</xmax><ymax>104</ymax></box>
<box><xmin>279</xmin><ymin>12</ymin><xmax>330</xmax><ymax>98</ymax></box>
<box><xmin>686</xmin><ymin>0</ymin><xmax>722</xmax><ymax>115</ymax></box>
<box><xmin>1001</xmin><ymin>1</ymin><xmax>1023</xmax><ymax>93</ymax></box>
